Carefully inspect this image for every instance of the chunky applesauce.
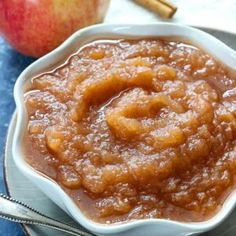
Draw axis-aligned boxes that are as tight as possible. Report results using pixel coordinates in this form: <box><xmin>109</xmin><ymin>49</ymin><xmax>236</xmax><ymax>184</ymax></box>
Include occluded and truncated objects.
<box><xmin>24</xmin><ymin>38</ymin><xmax>236</xmax><ymax>223</ymax></box>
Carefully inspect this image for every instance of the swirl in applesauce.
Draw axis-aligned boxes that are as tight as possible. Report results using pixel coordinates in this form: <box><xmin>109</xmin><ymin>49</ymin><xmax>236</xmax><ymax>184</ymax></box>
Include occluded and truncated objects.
<box><xmin>24</xmin><ymin>38</ymin><xmax>236</xmax><ymax>223</ymax></box>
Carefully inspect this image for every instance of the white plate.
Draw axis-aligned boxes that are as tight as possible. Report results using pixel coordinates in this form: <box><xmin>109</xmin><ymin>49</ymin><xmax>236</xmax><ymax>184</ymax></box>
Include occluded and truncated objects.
<box><xmin>4</xmin><ymin>28</ymin><xmax>236</xmax><ymax>236</ymax></box>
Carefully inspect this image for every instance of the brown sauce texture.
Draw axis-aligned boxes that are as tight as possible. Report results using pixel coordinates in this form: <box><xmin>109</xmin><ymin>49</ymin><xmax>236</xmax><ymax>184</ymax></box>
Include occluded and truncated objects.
<box><xmin>24</xmin><ymin>38</ymin><xmax>236</xmax><ymax>223</ymax></box>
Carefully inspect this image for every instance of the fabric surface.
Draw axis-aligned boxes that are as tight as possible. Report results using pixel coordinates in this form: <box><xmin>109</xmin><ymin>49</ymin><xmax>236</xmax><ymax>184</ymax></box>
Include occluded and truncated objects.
<box><xmin>0</xmin><ymin>37</ymin><xmax>35</xmax><ymax>236</ymax></box>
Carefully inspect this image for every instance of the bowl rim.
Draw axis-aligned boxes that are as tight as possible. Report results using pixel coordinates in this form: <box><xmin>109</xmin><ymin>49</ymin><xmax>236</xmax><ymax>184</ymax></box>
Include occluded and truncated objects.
<box><xmin>12</xmin><ymin>22</ymin><xmax>236</xmax><ymax>235</ymax></box>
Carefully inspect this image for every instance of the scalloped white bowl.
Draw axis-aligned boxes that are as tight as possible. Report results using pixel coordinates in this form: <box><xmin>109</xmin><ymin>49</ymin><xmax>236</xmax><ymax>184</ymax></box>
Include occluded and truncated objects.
<box><xmin>13</xmin><ymin>23</ymin><xmax>236</xmax><ymax>236</ymax></box>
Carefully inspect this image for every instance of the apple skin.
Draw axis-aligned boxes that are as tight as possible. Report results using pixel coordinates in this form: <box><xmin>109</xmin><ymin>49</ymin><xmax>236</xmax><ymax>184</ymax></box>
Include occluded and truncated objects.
<box><xmin>0</xmin><ymin>0</ymin><xmax>110</xmax><ymax>57</ymax></box>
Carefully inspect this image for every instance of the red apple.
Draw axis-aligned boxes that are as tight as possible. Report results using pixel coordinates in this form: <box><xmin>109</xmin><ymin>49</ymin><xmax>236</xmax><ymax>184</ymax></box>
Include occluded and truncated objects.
<box><xmin>0</xmin><ymin>0</ymin><xmax>110</xmax><ymax>57</ymax></box>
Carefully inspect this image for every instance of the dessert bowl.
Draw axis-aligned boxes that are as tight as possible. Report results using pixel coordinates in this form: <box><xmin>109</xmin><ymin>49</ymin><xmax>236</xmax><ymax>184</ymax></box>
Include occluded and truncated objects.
<box><xmin>13</xmin><ymin>23</ymin><xmax>236</xmax><ymax>236</ymax></box>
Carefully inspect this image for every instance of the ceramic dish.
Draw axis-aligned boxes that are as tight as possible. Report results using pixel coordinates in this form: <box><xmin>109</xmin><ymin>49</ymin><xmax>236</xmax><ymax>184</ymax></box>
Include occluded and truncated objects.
<box><xmin>13</xmin><ymin>23</ymin><xmax>236</xmax><ymax>236</ymax></box>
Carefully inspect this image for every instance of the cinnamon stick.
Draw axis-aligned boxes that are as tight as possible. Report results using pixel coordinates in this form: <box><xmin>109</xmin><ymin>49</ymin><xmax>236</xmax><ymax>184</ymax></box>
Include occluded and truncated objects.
<box><xmin>134</xmin><ymin>0</ymin><xmax>177</xmax><ymax>18</ymax></box>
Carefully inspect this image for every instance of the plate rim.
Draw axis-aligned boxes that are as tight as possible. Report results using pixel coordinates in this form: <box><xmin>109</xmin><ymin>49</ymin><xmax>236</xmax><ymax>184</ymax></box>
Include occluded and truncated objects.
<box><xmin>3</xmin><ymin>112</ymin><xmax>31</xmax><ymax>236</ymax></box>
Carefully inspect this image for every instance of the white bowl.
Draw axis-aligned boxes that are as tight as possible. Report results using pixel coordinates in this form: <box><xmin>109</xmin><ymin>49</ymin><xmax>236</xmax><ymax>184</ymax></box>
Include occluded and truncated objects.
<box><xmin>13</xmin><ymin>23</ymin><xmax>236</xmax><ymax>236</ymax></box>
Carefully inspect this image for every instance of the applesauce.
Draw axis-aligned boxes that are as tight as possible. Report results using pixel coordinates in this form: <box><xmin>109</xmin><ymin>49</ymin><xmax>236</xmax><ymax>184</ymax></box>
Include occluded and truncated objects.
<box><xmin>24</xmin><ymin>38</ymin><xmax>236</xmax><ymax>223</ymax></box>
